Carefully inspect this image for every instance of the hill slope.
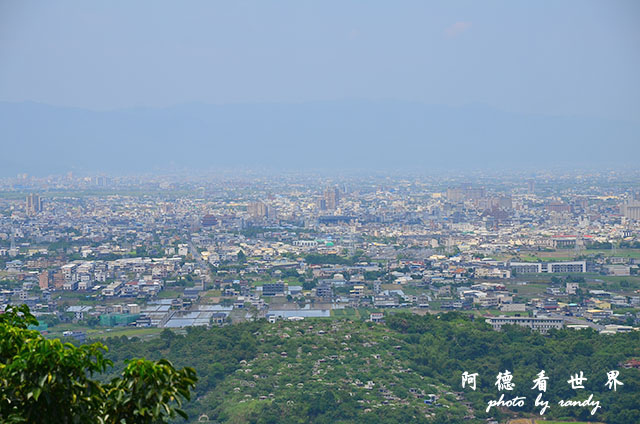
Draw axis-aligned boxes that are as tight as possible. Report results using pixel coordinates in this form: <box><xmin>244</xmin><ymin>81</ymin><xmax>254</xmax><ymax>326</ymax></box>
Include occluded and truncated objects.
<box><xmin>100</xmin><ymin>313</ymin><xmax>640</xmax><ymax>424</ymax></box>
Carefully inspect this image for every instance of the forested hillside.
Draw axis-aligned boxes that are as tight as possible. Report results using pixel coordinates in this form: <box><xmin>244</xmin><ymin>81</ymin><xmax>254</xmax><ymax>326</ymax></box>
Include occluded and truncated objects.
<box><xmin>101</xmin><ymin>314</ymin><xmax>640</xmax><ymax>423</ymax></box>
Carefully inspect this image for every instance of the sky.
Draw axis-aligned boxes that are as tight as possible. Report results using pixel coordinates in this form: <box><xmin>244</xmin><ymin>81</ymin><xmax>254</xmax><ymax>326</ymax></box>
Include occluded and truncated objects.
<box><xmin>1</xmin><ymin>1</ymin><xmax>639</xmax><ymax>122</ymax></box>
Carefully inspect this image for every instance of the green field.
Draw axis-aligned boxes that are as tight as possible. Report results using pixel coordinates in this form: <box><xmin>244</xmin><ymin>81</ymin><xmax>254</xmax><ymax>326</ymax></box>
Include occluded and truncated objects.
<box><xmin>536</xmin><ymin>421</ymin><xmax>605</xmax><ymax>424</ymax></box>
<box><xmin>499</xmin><ymin>248</ymin><xmax>640</xmax><ymax>262</ymax></box>
<box><xmin>331</xmin><ymin>307</ymin><xmax>358</xmax><ymax>318</ymax></box>
<box><xmin>87</xmin><ymin>327</ymin><xmax>164</xmax><ymax>340</ymax></box>
<box><xmin>44</xmin><ymin>324</ymin><xmax>165</xmax><ymax>341</ymax></box>
<box><xmin>156</xmin><ymin>289</ymin><xmax>183</xmax><ymax>299</ymax></box>
<box><xmin>587</xmin><ymin>249</ymin><xmax>640</xmax><ymax>259</ymax></box>
<box><xmin>43</xmin><ymin>322</ymin><xmax>91</xmax><ymax>338</ymax></box>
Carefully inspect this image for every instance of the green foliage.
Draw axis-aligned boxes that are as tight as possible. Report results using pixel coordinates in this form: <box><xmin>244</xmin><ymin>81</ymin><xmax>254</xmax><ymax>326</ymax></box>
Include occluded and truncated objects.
<box><xmin>103</xmin><ymin>359</ymin><xmax>197</xmax><ymax>423</ymax></box>
<box><xmin>87</xmin><ymin>316</ymin><xmax>100</xmax><ymax>328</ymax></box>
<box><xmin>97</xmin><ymin>312</ymin><xmax>640</xmax><ymax>423</ymax></box>
<box><xmin>105</xmin><ymin>319</ymin><xmax>466</xmax><ymax>423</ymax></box>
<box><xmin>48</xmin><ymin>240</ymin><xmax>72</xmax><ymax>252</ymax></box>
<box><xmin>363</xmin><ymin>270</ymin><xmax>385</xmax><ymax>281</ymax></box>
<box><xmin>302</xmin><ymin>279</ymin><xmax>317</xmax><ymax>290</ymax></box>
<box><xmin>386</xmin><ymin>312</ymin><xmax>640</xmax><ymax>423</ymax></box>
<box><xmin>237</xmin><ymin>249</ymin><xmax>247</xmax><ymax>263</ymax></box>
<box><xmin>587</xmin><ymin>241</ymin><xmax>613</xmax><ymax>250</ymax></box>
<box><xmin>0</xmin><ymin>305</ymin><xmax>196</xmax><ymax>424</ymax></box>
<box><xmin>304</xmin><ymin>253</ymin><xmax>355</xmax><ymax>265</ymax></box>
<box><xmin>273</xmin><ymin>267</ymin><xmax>300</xmax><ymax>279</ymax></box>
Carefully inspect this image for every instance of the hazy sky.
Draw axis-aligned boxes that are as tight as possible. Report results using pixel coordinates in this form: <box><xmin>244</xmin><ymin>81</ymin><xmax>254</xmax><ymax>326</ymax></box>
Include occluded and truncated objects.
<box><xmin>1</xmin><ymin>1</ymin><xmax>639</xmax><ymax>121</ymax></box>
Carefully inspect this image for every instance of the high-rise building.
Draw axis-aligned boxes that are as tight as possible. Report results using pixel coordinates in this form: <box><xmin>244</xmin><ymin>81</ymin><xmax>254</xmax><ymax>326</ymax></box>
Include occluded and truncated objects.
<box><xmin>266</xmin><ymin>205</ymin><xmax>278</xmax><ymax>220</ymax></box>
<box><xmin>39</xmin><ymin>270</ymin><xmax>53</xmax><ymax>290</ymax></box>
<box><xmin>527</xmin><ymin>179</ymin><xmax>536</xmax><ymax>194</ymax></box>
<box><xmin>324</xmin><ymin>187</ymin><xmax>340</xmax><ymax>210</ymax></box>
<box><xmin>248</xmin><ymin>201</ymin><xmax>268</xmax><ymax>219</ymax></box>
<box><xmin>446</xmin><ymin>187</ymin><xmax>465</xmax><ymax>203</ymax></box>
<box><xmin>201</xmin><ymin>214</ymin><xmax>218</xmax><ymax>227</ymax></box>
<box><xmin>26</xmin><ymin>193</ymin><xmax>42</xmax><ymax>215</ymax></box>
<box><xmin>94</xmin><ymin>176</ymin><xmax>109</xmax><ymax>187</ymax></box>
<box><xmin>544</xmin><ymin>202</ymin><xmax>571</xmax><ymax>213</ymax></box>
<box><xmin>621</xmin><ymin>201</ymin><xmax>640</xmax><ymax>221</ymax></box>
<box><xmin>446</xmin><ymin>184</ymin><xmax>485</xmax><ymax>203</ymax></box>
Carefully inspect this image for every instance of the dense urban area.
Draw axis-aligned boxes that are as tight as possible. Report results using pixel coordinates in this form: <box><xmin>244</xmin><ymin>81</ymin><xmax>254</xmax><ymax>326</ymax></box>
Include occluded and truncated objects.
<box><xmin>1</xmin><ymin>170</ymin><xmax>640</xmax><ymax>423</ymax></box>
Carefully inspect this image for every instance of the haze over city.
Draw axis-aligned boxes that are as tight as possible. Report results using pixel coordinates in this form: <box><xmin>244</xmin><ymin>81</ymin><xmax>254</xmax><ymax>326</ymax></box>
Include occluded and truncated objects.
<box><xmin>1</xmin><ymin>3</ymin><xmax>640</xmax><ymax>423</ymax></box>
<box><xmin>1</xmin><ymin>1</ymin><xmax>639</xmax><ymax>175</ymax></box>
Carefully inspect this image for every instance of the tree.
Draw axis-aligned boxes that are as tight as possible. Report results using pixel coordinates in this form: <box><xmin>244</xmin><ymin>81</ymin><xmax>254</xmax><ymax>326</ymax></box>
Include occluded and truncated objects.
<box><xmin>302</xmin><ymin>279</ymin><xmax>317</xmax><ymax>290</ymax></box>
<box><xmin>0</xmin><ymin>305</ymin><xmax>197</xmax><ymax>424</ymax></box>
<box><xmin>86</xmin><ymin>315</ymin><xmax>100</xmax><ymax>328</ymax></box>
<box><xmin>236</xmin><ymin>249</ymin><xmax>247</xmax><ymax>263</ymax></box>
<box><xmin>38</xmin><ymin>314</ymin><xmax>60</xmax><ymax>327</ymax></box>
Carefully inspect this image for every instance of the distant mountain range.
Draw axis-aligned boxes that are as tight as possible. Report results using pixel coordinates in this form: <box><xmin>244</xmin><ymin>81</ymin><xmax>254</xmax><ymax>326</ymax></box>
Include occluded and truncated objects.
<box><xmin>1</xmin><ymin>101</ymin><xmax>638</xmax><ymax>176</ymax></box>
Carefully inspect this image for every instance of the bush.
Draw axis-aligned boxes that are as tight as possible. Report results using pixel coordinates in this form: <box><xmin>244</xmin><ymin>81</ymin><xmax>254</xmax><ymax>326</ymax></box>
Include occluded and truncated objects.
<box><xmin>0</xmin><ymin>305</ymin><xmax>197</xmax><ymax>424</ymax></box>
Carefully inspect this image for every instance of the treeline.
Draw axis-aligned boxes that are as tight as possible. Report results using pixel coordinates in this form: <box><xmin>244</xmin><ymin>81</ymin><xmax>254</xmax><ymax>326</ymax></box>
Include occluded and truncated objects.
<box><xmin>303</xmin><ymin>253</ymin><xmax>371</xmax><ymax>266</ymax></box>
<box><xmin>386</xmin><ymin>312</ymin><xmax>640</xmax><ymax>423</ymax></box>
<box><xmin>99</xmin><ymin>314</ymin><xmax>640</xmax><ymax>423</ymax></box>
<box><xmin>586</xmin><ymin>240</ymin><xmax>640</xmax><ymax>249</ymax></box>
<box><xmin>101</xmin><ymin>323</ymin><xmax>262</xmax><ymax>401</ymax></box>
